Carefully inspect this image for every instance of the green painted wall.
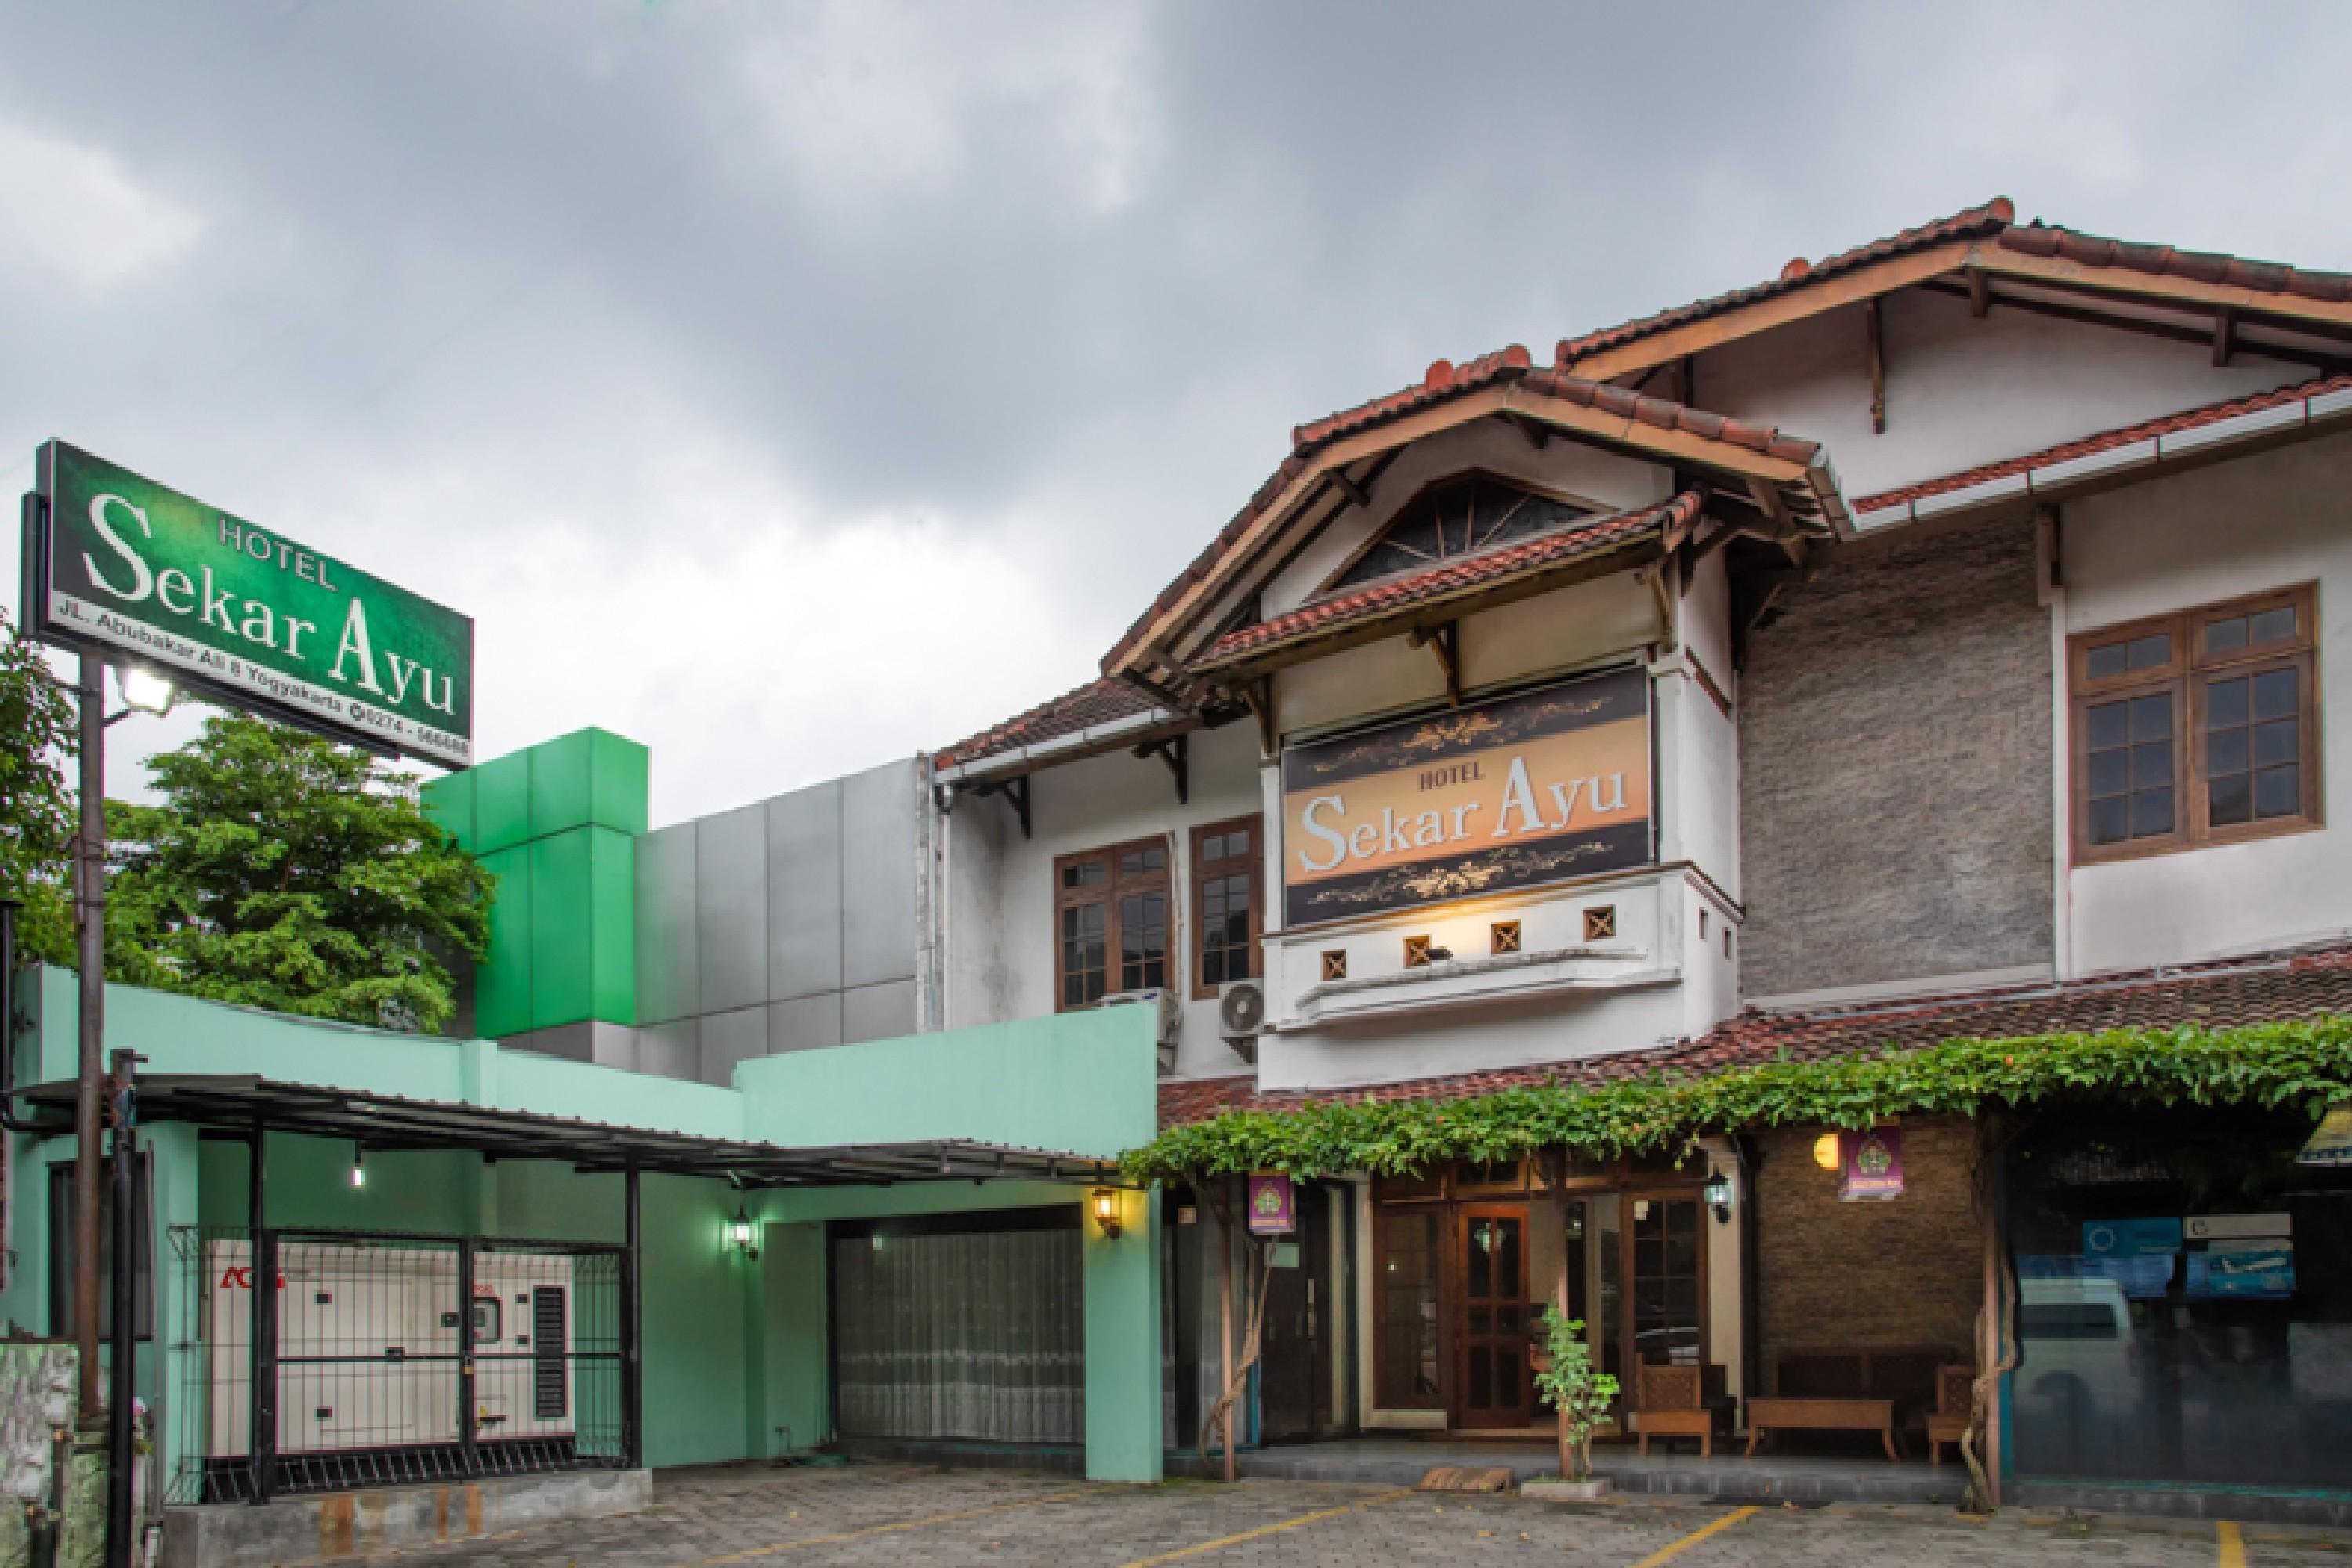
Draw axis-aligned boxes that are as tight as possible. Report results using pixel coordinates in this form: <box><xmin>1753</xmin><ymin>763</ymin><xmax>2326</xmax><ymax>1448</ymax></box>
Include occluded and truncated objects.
<box><xmin>9</xmin><ymin>967</ymin><xmax>1164</xmax><ymax>1483</ymax></box>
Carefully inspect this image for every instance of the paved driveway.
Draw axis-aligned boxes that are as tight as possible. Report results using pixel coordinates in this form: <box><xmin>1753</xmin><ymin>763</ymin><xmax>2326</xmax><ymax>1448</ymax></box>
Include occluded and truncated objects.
<box><xmin>343</xmin><ymin>1463</ymin><xmax>2347</xmax><ymax>1567</ymax></box>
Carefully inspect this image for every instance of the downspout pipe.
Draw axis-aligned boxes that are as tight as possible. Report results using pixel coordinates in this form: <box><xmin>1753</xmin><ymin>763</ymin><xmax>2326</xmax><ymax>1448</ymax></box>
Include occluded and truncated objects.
<box><xmin>0</xmin><ymin>898</ymin><xmax>45</xmax><ymax>1132</ymax></box>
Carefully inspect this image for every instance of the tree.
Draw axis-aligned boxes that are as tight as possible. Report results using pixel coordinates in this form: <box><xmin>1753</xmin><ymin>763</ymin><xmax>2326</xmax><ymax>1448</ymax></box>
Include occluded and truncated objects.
<box><xmin>0</xmin><ymin>608</ymin><xmax>78</xmax><ymax>965</ymax></box>
<box><xmin>104</xmin><ymin>713</ymin><xmax>493</xmax><ymax>1033</ymax></box>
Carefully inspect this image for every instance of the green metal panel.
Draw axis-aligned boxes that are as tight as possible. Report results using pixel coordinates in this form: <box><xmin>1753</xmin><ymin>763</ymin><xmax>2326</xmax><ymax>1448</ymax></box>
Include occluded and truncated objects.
<box><xmin>587</xmin><ymin>729</ymin><xmax>650</xmax><ymax>836</ymax></box>
<box><xmin>477</xmin><ymin>844</ymin><xmax>533</xmax><ymax>1037</ymax></box>
<box><xmin>528</xmin><ymin>829</ymin><xmax>593</xmax><ymax>1029</ymax></box>
<box><xmin>526</xmin><ymin>729</ymin><xmax>650</xmax><ymax>840</ymax></box>
<box><xmin>525</xmin><ymin>826</ymin><xmax>635</xmax><ymax>1029</ymax></box>
<box><xmin>421</xmin><ymin>766</ymin><xmax>476</xmax><ymax>851</ymax></box>
<box><xmin>472</xmin><ymin>752</ymin><xmax>532</xmax><ymax>855</ymax></box>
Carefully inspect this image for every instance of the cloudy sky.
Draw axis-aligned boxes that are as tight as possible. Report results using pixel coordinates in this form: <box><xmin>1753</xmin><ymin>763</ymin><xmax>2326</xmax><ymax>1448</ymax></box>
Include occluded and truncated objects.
<box><xmin>7</xmin><ymin>1</ymin><xmax>2350</xmax><ymax>824</ymax></box>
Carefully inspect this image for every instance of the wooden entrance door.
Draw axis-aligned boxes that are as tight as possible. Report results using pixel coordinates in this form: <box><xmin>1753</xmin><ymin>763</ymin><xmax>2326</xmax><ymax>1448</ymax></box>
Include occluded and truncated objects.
<box><xmin>1454</xmin><ymin>1204</ymin><xmax>1530</xmax><ymax>1428</ymax></box>
<box><xmin>1624</xmin><ymin>1193</ymin><xmax>1706</xmax><ymax>1373</ymax></box>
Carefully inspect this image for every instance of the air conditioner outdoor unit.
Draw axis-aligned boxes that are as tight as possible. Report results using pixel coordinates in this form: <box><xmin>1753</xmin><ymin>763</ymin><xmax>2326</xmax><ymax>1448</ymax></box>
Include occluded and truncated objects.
<box><xmin>1218</xmin><ymin>979</ymin><xmax>1265</xmax><ymax>1065</ymax></box>
<box><xmin>1101</xmin><ymin>987</ymin><xmax>1181</xmax><ymax>1076</ymax></box>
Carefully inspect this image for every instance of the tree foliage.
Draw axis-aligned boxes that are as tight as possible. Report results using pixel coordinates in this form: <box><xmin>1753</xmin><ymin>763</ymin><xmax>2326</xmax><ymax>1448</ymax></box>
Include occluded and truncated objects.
<box><xmin>0</xmin><ymin>608</ymin><xmax>78</xmax><ymax>964</ymax></box>
<box><xmin>1122</xmin><ymin>1019</ymin><xmax>2352</xmax><ymax>1182</ymax></box>
<box><xmin>104</xmin><ymin>713</ymin><xmax>493</xmax><ymax>1033</ymax></box>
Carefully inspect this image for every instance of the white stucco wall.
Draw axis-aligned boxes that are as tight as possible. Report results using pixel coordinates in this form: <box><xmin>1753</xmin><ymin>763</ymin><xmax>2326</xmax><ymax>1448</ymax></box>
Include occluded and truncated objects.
<box><xmin>2060</xmin><ymin>433</ymin><xmax>2352</xmax><ymax>974</ymax></box>
<box><xmin>1700</xmin><ymin>285</ymin><xmax>2304</xmax><ymax>501</ymax></box>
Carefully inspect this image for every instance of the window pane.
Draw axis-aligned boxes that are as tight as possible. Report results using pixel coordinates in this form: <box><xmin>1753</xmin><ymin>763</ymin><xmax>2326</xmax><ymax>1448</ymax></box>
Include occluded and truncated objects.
<box><xmin>2209</xmin><ymin>772</ymin><xmax>2251</xmax><ymax>826</ymax></box>
<box><xmin>2089</xmin><ymin>797</ymin><xmax>2129</xmax><ymax>844</ymax></box>
<box><xmin>1202</xmin><ymin>834</ymin><xmax>1225</xmax><ymax>862</ymax></box>
<box><xmin>2130</xmin><ymin>692</ymin><xmax>2172</xmax><ymax>740</ymax></box>
<box><xmin>1226</xmin><ymin>829</ymin><xmax>1249</xmax><ymax>855</ymax></box>
<box><xmin>2255</xmin><ymin>718</ymin><xmax>2299</xmax><ymax>768</ymax></box>
<box><xmin>2087</xmin><ymin>700</ymin><xmax>2129</xmax><ymax>750</ymax></box>
<box><xmin>2205</xmin><ymin>616</ymin><xmax>2248</xmax><ymax>654</ymax></box>
<box><xmin>2131</xmin><ymin>788</ymin><xmax>2173</xmax><ymax>839</ymax></box>
<box><xmin>2254</xmin><ymin>666</ymin><xmax>2299</xmax><ymax>720</ymax></box>
<box><xmin>2130</xmin><ymin>741</ymin><xmax>2171</xmax><ymax>788</ymax></box>
<box><xmin>2127</xmin><ymin>633</ymin><xmax>2172</xmax><ymax>670</ymax></box>
<box><xmin>1063</xmin><ymin>861</ymin><xmax>1105</xmax><ymax>889</ymax></box>
<box><xmin>2207</xmin><ymin>726</ymin><xmax>2249</xmax><ymax>776</ymax></box>
<box><xmin>2256</xmin><ymin>765</ymin><xmax>2300</xmax><ymax>819</ymax></box>
<box><xmin>2085</xmin><ymin>644</ymin><xmax>2128</xmax><ymax>681</ymax></box>
<box><xmin>2250</xmin><ymin>605</ymin><xmax>2297</xmax><ymax>645</ymax></box>
<box><xmin>2086</xmin><ymin>750</ymin><xmax>2128</xmax><ymax>798</ymax></box>
<box><xmin>2207</xmin><ymin>676</ymin><xmax>2249</xmax><ymax>728</ymax></box>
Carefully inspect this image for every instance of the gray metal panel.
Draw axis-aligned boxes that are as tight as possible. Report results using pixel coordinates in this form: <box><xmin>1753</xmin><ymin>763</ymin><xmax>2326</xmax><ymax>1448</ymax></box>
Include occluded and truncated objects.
<box><xmin>637</xmin><ymin>1019</ymin><xmax>699</xmax><ymax>1083</ymax></box>
<box><xmin>768</xmin><ymin>993</ymin><xmax>844</xmax><ymax>1056</ymax></box>
<box><xmin>633</xmin><ymin>824</ymin><xmax>699</xmax><ymax>1026</ymax></box>
<box><xmin>766</xmin><ymin>780</ymin><xmax>844</xmax><ymax>1001</ymax></box>
<box><xmin>587</xmin><ymin>1022</ymin><xmax>639</xmax><ymax>1073</ymax></box>
<box><xmin>840</xmin><ymin>759</ymin><xmax>920</xmax><ymax>990</ymax></box>
<box><xmin>503</xmin><ymin>1025</ymin><xmax>590</xmax><ymax>1064</ymax></box>
<box><xmin>840</xmin><ymin>978</ymin><xmax>917</xmax><ymax>1046</ymax></box>
<box><xmin>696</xmin><ymin>1005</ymin><xmax>768</xmax><ymax>1088</ymax></box>
<box><xmin>696</xmin><ymin>803</ymin><xmax>770</xmax><ymax>1016</ymax></box>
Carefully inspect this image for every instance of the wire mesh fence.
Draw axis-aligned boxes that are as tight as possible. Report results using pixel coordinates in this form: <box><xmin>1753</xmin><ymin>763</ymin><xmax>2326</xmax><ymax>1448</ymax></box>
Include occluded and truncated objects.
<box><xmin>169</xmin><ymin>1226</ymin><xmax>627</xmax><ymax>1504</ymax></box>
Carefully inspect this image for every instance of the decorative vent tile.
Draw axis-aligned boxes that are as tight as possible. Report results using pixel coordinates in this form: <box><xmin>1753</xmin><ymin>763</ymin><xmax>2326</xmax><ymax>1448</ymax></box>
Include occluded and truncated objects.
<box><xmin>1583</xmin><ymin>906</ymin><xmax>1617</xmax><ymax>942</ymax></box>
<box><xmin>1403</xmin><ymin>935</ymin><xmax>1435</xmax><ymax>969</ymax></box>
<box><xmin>1321</xmin><ymin>949</ymin><xmax>1348</xmax><ymax>982</ymax></box>
<box><xmin>1491</xmin><ymin>920</ymin><xmax>1522</xmax><ymax>955</ymax></box>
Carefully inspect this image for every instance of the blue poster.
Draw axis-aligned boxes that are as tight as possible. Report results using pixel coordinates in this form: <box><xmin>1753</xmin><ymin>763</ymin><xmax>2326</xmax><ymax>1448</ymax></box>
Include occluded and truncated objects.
<box><xmin>2190</xmin><ymin>1242</ymin><xmax>2296</xmax><ymax>1298</ymax></box>
<box><xmin>2082</xmin><ymin>1217</ymin><xmax>2183</xmax><ymax>1259</ymax></box>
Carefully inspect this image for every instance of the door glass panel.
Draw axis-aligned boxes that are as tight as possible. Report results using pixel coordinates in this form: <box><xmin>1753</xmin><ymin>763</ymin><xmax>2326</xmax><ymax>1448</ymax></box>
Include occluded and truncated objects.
<box><xmin>1468</xmin><ymin>1306</ymin><xmax>1490</xmax><ymax>1337</ymax></box>
<box><xmin>1631</xmin><ymin>1196</ymin><xmax>1704</xmax><ymax>1367</ymax></box>
<box><xmin>1468</xmin><ymin>1347</ymin><xmax>1491</xmax><ymax>1410</ymax></box>
<box><xmin>1468</xmin><ymin>1221</ymin><xmax>1492</xmax><ymax>1298</ymax></box>
<box><xmin>1497</xmin><ymin>1218</ymin><xmax>1522</xmax><ymax>1300</ymax></box>
<box><xmin>1374</xmin><ymin>1210</ymin><xmax>1442</xmax><ymax>1410</ymax></box>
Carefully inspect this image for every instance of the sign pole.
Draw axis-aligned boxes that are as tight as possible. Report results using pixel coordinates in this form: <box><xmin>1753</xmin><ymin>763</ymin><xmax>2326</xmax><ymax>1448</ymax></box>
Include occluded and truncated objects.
<box><xmin>72</xmin><ymin>651</ymin><xmax>106</xmax><ymax>1423</ymax></box>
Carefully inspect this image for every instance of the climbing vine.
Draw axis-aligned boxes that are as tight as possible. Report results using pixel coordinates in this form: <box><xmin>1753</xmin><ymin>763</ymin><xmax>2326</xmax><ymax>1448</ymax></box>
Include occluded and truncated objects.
<box><xmin>1122</xmin><ymin>1018</ymin><xmax>2352</xmax><ymax>1182</ymax></box>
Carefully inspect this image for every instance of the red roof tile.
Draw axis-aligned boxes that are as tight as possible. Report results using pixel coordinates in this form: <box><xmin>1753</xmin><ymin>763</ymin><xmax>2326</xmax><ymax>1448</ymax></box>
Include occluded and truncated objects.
<box><xmin>1994</xmin><ymin>223</ymin><xmax>2352</xmax><ymax>304</ymax></box>
<box><xmin>1157</xmin><ymin>941</ymin><xmax>2352</xmax><ymax>1129</ymax></box>
<box><xmin>1555</xmin><ymin>199</ymin><xmax>2016</xmax><ymax>368</ymax></box>
<box><xmin>1852</xmin><ymin>372</ymin><xmax>2352</xmax><ymax>515</ymax></box>
<box><xmin>935</xmin><ymin>675</ymin><xmax>1163</xmax><ymax>771</ymax></box>
<box><xmin>1194</xmin><ymin>490</ymin><xmax>1700</xmax><ymax>670</ymax></box>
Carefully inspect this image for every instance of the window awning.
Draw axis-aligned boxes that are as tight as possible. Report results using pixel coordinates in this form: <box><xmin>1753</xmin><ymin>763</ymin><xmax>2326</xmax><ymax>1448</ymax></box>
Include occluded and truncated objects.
<box><xmin>17</xmin><ymin>1073</ymin><xmax>1128</xmax><ymax>1188</ymax></box>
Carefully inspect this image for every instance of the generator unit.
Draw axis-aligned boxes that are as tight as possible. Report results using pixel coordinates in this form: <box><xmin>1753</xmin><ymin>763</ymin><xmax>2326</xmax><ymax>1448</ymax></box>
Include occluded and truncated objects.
<box><xmin>203</xmin><ymin>1239</ymin><xmax>576</xmax><ymax>1462</ymax></box>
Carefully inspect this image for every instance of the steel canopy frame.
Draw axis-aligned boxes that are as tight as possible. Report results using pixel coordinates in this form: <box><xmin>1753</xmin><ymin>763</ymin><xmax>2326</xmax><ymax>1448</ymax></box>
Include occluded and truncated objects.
<box><xmin>15</xmin><ymin>1073</ymin><xmax>1133</xmax><ymax>1189</ymax></box>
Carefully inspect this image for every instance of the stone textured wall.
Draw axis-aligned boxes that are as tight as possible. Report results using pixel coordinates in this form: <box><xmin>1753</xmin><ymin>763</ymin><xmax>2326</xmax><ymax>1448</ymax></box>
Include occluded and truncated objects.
<box><xmin>1738</xmin><ymin>514</ymin><xmax>2053</xmax><ymax>1000</ymax></box>
<box><xmin>1754</xmin><ymin>1120</ymin><xmax>1981</xmax><ymax>1389</ymax></box>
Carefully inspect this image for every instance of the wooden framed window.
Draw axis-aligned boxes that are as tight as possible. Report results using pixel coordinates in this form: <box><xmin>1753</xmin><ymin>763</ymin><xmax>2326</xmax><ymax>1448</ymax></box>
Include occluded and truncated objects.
<box><xmin>1054</xmin><ymin>837</ymin><xmax>1171</xmax><ymax>1010</ymax></box>
<box><xmin>1191</xmin><ymin>816</ymin><xmax>1263</xmax><ymax>999</ymax></box>
<box><xmin>2070</xmin><ymin>583</ymin><xmax>2321</xmax><ymax>862</ymax></box>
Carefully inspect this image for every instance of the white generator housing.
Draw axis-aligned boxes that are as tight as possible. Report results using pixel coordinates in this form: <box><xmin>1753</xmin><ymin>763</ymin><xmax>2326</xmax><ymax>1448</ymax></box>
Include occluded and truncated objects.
<box><xmin>204</xmin><ymin>1240</ymin><xmax>577</xmax><ymax>1459</ymax></box>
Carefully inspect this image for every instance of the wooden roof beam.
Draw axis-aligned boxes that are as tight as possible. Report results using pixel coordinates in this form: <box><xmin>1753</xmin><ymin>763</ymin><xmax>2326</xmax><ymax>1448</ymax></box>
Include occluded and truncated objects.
<box><xmin>1407</xmin><ymin>621</ymin><xmax>1463</xmax><ymax>706</ymax></box>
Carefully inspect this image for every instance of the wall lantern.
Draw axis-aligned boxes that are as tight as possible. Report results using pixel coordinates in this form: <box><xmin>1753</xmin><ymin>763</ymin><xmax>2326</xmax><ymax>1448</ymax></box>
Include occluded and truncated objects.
<box><xmin>1701</xmin><ymin>1168</ymin><xmax>1733</xmax><ymax>1224</ymax></box>
<box><xmin>1812</xmin><ymin>1132</ymin><xmax>1842</xmax><ymax>1171</ymax></box>
<box><xmin>1091</xmin><ymin>1187</ymin><xmax>1124</xmax><ymax>1240</ymax></box>
<box><xmin>350</xmin><ymin>1148</ymin><xmax>365</xmax><ymax>1189</ymax></box>
<box><xmin>728</xmin><ymin>1204</ymin><xmax>760</xmax><ymax>1261</ymax></box>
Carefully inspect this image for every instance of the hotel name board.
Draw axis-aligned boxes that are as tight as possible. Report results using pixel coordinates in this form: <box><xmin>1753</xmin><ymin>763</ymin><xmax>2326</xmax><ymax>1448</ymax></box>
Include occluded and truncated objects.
<box><xmin>24</xmin><ymin>441</ymin><xmax>474</xmax><ymax>766</ymax></box>
<box><xmin>1279</xmin><ymin>667</ymin><xmax>1652</xmax><ymax>927</ymax></box>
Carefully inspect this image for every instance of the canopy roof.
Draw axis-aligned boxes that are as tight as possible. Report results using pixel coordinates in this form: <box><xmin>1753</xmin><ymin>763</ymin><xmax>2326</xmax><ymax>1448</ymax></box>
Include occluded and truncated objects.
<box><xmin>22</xmin><ymin>1073</ymin><xmax>1127</xmax><ymax>1189</ymax></box>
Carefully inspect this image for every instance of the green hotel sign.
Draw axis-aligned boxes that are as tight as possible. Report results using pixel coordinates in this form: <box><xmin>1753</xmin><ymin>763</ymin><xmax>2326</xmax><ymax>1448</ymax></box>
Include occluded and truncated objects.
<box><xmin>24</xmin><ymin>441</ymin><xmax>474</xmax><ymax>767</ymax></box>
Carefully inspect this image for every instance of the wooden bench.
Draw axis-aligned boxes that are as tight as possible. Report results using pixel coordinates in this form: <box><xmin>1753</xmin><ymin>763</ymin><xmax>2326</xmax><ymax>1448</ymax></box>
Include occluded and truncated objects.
<box><xmin>1926</xmin><ymin>1363</ymin><xmax>1975</xmax><ymax>1467</ymax></box>
<box><xmin>1744</xmin><ymin>1396</ymin><xmax>1899</xmax><ymax>1461</ymax></box>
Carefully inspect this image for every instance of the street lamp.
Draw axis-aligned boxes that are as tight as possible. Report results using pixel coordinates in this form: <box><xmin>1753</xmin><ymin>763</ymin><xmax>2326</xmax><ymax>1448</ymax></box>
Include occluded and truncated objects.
<box><xmin>115</xmin><ymin>666</ymin><xmax>174</xmax><ymax>717</ymax></box>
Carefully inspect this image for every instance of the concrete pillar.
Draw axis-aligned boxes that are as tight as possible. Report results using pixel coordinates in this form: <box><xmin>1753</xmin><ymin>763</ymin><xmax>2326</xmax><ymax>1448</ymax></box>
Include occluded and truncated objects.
<box><xmin>1082</xmin><ymin>1187</ymin><xmax>1163</xmax><ymax>1483</ymax></box>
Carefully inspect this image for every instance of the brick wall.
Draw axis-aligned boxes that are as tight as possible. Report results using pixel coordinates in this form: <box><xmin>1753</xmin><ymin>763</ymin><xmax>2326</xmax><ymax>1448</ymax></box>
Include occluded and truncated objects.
<box><xmin>1738</xmin><ymin>513</ymin><xmax>2053</xmax><ymax>1000</ymax></box>
<box><xmin>1753</xmin><ymin>1119</ymin><xmax>1981</xmax><ymax>1391</ymax></box>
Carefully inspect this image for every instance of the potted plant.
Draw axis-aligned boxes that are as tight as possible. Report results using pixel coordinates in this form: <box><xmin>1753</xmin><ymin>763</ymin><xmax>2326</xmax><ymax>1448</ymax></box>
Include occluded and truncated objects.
<box><xmin>1523</xmin><ymin>1305</ymin><xmax>1620</xmax><ymax>1502</ymax></box>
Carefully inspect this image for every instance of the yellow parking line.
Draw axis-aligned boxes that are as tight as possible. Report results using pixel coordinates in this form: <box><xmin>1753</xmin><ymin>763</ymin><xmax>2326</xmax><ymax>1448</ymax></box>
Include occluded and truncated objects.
<box><xmin>2219</xmin><ymin>1519</ymin><xmax>2248</xmax><ymax>1568</ymax></box>
<box><xmin>677</xmin><ymin>1485</ymin><xmax>1098</xmax><ymax>1566</ymax></box>
<box><xmin>1627</xmin><ymin>1504</ymin><xmax>1762</xmax><ymax>1568</ymax></box>
<box><xmin>1118</xmin><ymin>1486</ymin><xmax>1414</xmax><ymax>1567</ymax></box>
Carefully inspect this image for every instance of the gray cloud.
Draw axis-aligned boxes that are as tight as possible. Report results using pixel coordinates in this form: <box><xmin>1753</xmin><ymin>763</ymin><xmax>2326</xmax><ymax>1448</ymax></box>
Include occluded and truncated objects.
<box><xmin>5</xmin><ymin>0</ymin><xmax>2348</xmax><ymax>819</ymax></box>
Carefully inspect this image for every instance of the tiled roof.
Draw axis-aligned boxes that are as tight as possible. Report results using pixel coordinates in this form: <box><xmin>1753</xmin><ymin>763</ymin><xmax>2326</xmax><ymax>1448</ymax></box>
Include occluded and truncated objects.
<box><xmin>1994</xmin><ymin>223</ymin><xmax>2352</xmax><ymax>305</ymax></box>
<box><xmin>935</xmin><ymin>675</ymin><xmax>1162</xmax><ymax>771</ymax></box>
<box><xmin>1555</xmin><ymin>199</ymin><xmax>2017</xmax><ymax>367</ymax></box>
<box><xmin>1195</xmin><ymin>490</ymin><xmax>1700</xmax><ymax>670</ymax></box>
<box><xmin>1105</xmin><ymin>359</ymin><xmax>1820</xmax><ymax>674</ymax></box>
<box><xmin>1156</xmin><ymin>941</ymin><xmax>2352</xmax><ymax>1130</ymax></box>
<box><xmin>1853</xmin><ymin>372</ymin><xmax>2352</xmax><ymax>517</ymax></box>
